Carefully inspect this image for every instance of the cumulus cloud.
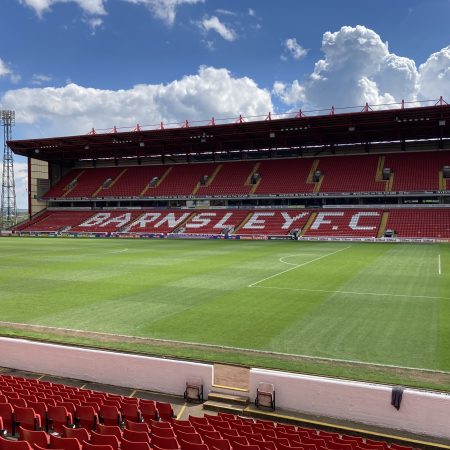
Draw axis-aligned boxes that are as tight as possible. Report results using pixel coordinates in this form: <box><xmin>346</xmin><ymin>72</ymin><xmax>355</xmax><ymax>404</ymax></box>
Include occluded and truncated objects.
<box><xmin>282</xmin><ymin>38</ymin><xmax>308</xmax><ymax>61</ymax></box>
<box><xmin>274</xmin><ymin>25</ymin><xmax>423</xmax><ymax>109</ymax></box>
<box><xmin>19</xmin><ymin>0</ymin><xmax>107</xmax><ymax>17</ymax></box>
<box><xmin>273</xmin><ymin>81</ymin><xmax>305</xmax><ymax>106</ymax></box>
<box><xmin>418</xmin><ymin>46</ymin><xmax>450</xmax><ymax>100</ymax></box>
<box><xmin>124</xmin><ymin>0</ymin><xmax>205</xmax><ymax>25</ymax></box>
<box><xmin>197</xmin><ymin>15</ymin><xmax>237</xmax><ymax>41</ymax></box>
<box><xmin>0</xmin><ymin>66</ymin><xmax>273</xmax><ymax>137</ymax></box>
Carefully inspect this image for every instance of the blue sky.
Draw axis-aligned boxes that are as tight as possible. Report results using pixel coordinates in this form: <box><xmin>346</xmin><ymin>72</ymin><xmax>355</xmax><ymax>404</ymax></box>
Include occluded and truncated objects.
<box><xmin>1</xmin><ymin>0</ymin><xmax>450</xmax><ymax>207</ymax></box>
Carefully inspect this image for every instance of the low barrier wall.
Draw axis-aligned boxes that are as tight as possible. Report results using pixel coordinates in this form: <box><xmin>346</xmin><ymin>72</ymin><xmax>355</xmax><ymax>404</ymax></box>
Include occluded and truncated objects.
<box><xmin>250</xmin><ymin>368</ymin><xmax>450</xmax><ymax>440</ymax></box>
<box><xmin>0</xmin><ymin>337</ymin><xmax>213</xmax><ymax>396</ymax></box>
<box><xmin>1</xmin><ymin>337</ymin><xmax>450</xmax><ymax>440</ymax></box>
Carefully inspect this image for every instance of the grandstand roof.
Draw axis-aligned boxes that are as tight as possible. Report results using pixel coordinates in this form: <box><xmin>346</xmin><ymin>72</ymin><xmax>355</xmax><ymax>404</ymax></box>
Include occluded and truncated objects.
<box><xmin>8</xmin><ymin>104</ymin><xmax>450</xmax><ymax>162</ymax></box>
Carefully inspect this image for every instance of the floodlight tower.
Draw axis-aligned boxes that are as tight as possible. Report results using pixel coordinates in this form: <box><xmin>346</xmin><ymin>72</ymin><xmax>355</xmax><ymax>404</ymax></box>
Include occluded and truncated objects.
<box><xmin>0</xmin><ymin>110</ymin><xmax>17</xmax><ymax>229</ymax></box>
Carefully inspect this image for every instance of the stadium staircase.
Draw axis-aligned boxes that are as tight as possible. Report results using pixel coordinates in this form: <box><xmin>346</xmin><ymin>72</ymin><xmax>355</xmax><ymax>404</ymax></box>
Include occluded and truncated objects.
<box><xmin>377</xmin><ymin>211</ymin><xmax>390</xmax><ymax>238</ymax></box>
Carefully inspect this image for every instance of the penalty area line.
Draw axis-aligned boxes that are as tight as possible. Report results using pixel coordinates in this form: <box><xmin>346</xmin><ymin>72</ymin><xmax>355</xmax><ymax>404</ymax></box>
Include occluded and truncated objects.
<box><xmin>248</xmin><ymin>246</ymin><xmax>351</xmax><ymax>288</ymax></box>
<box><xmin>251</xmin><ymin>285</ymin><xmax>450</xmax><ymax>301</ymax></box>
<box><xmin>438</xmin><ymin>254</ymin><xmax>442</xmax><ymax>275</ymax></box>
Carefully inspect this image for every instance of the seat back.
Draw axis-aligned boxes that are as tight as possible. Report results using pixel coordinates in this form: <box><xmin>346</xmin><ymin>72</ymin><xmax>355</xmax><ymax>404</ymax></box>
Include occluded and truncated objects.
<box><xmin>96</xmin><ymin>424</ymin><xmax>122</xmax><ymax>441</ymax></box>
<box><xmin>120</xmin><ymin>438</ymin><xmax>151</xmax><ymax>450</ymax></box>
<box><xmin>50</xmin><ymin>435</ymin><xmax>82</xmax><ymax>450</ymax></box>
<box><xmin>122</xmin><ymin>429</ymin><xmax>150</xmax><ymax>443</ymax></box>
<box><xmin>99</xmin><ymin>405</ymin><xmax>121</xmax><ymax>427</ymax></box>
<box><xmin>14</xmin><ymin>406</ymin><xmax>40</xmax><ymax>431</ymax></box>
<box><xmin>0</xmin><ymin>437</ymin><xmax>33</xmax><ymax>450</ymax></box>
<box><xmin>0</xmin><ymin>403</ymin><xmax>14</xmax><ymax>434</ymax></box>
<box><xmin>18</xmin><ymin>427</ymin><xmax>50</xmax><ymax>448</ymax></box>
<box><xmin>90</xmin><ymin>431</ymin><xmax>120</xmax><ymax>450</ymax></box>
<box><xmin>63</xmin><ymin>425</ymin><xmax>90</xmax><ymax>442</ymax></box>
<box><xmin>48</xmin><ymin>406</ymin><xmax>72</xmax><ymax>434</ymax></box>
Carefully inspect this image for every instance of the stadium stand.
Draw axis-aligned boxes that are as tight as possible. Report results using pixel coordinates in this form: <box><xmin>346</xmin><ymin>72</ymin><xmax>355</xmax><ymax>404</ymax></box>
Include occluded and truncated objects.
<box><xmin>0</xmin><ymin>374</ymin><xmax>419</xmax><ymax>450</ymax></box>
<box><xmin>14</xmin><ymin>207</ymin><xmax>450</xmax><ymax>240</ymax></box>
<box><xmin>40</xmin><ymin>151</ymin><xmax>450</xmax><ymax>200</ymax></box>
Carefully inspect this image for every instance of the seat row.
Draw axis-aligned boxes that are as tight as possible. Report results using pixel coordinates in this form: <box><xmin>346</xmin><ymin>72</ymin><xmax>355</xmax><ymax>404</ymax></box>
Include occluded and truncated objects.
<box><xmin>0</xmin><ymin>375</ymin><xmax>417</xmax><ymax>450</ymax></box>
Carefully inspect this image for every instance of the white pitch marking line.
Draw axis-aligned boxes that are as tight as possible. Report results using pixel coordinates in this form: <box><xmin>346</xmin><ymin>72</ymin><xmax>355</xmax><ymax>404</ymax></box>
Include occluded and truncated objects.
<box><xmin>438</xmin><ymin>254</ymin><xmax>442</xmax><ymax>275</ymax></box>
<box><xmin>248</xmin><ymin>246</ymin><xmax>351</xmax><ymax>288</ymax></box>
<box><xmin>109</xmin><ymin>248</ymin><xmax>129</xmax><ymax>254</ymax></box>
<box><xmin>279</xmin><ymin>254</ymin><xmax>318</xmax><ymax>266</ymax></box>
<box><xmin>251</xmin><ymin>285</ymin><xmax>450</xmax><ymax>301</ymax></box>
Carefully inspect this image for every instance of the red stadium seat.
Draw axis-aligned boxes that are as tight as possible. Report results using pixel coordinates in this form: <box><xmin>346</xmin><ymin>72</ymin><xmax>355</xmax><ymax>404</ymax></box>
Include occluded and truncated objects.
<box><xmin>62</xmin><ymin>426</ymin><xmax>90</xmax><ymax>442</ymax></box>
<box><xmin>90</xmin><ymin>431</ymin><xmax>121</xmax><ymax>450</ymax></box>
<box><xmin>122</xmin><ymin>430</ymin><xmax>150</xmax><ymax>444</ymax></box>
<box><xmin>49</xmin><ymin>435</ymin><xmax>82</xmax><ymax>450</ymax></box>
<box><xmin>0</xmin><ymin>437</ymin><xmax>33</xmax><ymax>450</ymax></box>
<box><xmin>96</xmin><ymin>425</ymin><xmax>122</xmax><ymax>441</ymax></box>
<box><xmin>18</xmin><ymin>427</ymin><xmax>50</xmax><ymax>448</ymax></box>
<box><xmin>14</xmin><ymin>406</ymin><xmax>42</xmax><ymax>431</ymax></box>
<box><xmin>47</xmin><ymin>406</ymin><xmax>73</xmax><ymax>434</ymax></box>
<box><xmin>120</xmin><ymin>439</ymin><xmax>151</xmax><ymax>450</ymax></box>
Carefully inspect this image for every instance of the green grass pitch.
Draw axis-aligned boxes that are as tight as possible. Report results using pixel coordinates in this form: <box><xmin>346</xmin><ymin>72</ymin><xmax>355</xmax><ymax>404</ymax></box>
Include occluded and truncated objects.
<box><xmin>1</xmin><ymin>237</ymin><xmax>450</xmax><ymax>389</ymax></box>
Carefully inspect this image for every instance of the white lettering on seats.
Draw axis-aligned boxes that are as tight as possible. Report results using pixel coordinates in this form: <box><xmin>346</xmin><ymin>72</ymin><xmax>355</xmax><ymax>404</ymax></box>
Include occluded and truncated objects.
<box><xmin>349</xmin><ymin>212</ymin><xmax>380</xmax><ymax>230</ymax></box>
<box><xmin>281</xmin><ymin>212</ymin><xmax>309</xmax><ymax>230</ymax></box>
<box><xmin>129</xmin><ymin>213</ymin><xmax>161</xmax><ymax>229</ymax></box>
<box><xmin>100</xmin><ymin>213</ymin><xmax>132</xmax><ymax>228</ymax></box>
<box><xmin>186</xmin><ymin>212</ymin><xmax>217</xmax><ymax>228</ymax></box>
<box><xmin>242</xmin><ymin>212</ymin><xmax>275</xmax><ymax>229</ymax></box>
<box><xmin>79</xmin><ymin>213</ymin><xmax>111</xmax><ymax>227</ymax></box>
<box><xmin>310</xmin><ymin>212</ymin><xmax>344</xmax><ymax>230</ymax></box>
<box><xmin>154</xmin><ymin>212</ymin><xmax>191</xmax><ymax>229</ymax></box>
<box><xmin>214</xmin><ymin>212</ymin><xmax>233</xmax><ymax>229</ymax></box>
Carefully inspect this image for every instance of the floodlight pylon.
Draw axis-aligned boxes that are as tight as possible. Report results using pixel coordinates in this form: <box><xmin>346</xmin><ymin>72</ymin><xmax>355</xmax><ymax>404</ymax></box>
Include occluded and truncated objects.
<box><xmin>1</xmin><ymin>110</ymin><xmax>17</xmax><ymax>230</ymax></box>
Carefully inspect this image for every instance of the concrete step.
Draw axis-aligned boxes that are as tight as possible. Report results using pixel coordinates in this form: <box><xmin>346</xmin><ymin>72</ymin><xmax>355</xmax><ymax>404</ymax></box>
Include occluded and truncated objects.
<box><xmin>208</xmin><ymin>391</ymin><xmax>249</xmax><ymax>406</ymax></box>
<box><xmin>203</xmin><ymin>401</ymin><xmax>245</xmax><ymax>415</ymax></box>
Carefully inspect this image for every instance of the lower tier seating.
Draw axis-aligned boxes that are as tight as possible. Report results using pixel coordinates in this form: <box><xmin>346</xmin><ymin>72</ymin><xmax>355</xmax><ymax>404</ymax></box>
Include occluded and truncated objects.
<box><xmin>0</xmin><ymin>374</ymin><xmax>417</xmax><ymax>450</ymax></box>
<box><xmin>14</xmin><ymin>208</ymin><xmax>450</xmax><ymax>239</ymax></box>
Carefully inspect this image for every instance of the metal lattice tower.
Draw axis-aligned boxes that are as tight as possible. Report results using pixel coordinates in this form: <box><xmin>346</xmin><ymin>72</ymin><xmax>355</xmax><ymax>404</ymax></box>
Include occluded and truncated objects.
<box><xmin>1</xmin><ymin>110</ymin><xmax>16</xmax><ymax>230</ymax></box>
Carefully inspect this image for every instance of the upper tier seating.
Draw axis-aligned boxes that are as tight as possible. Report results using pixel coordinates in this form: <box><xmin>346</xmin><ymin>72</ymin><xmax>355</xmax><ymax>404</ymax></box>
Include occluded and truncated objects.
<box><xmin>385</xmin><ymin>151</ymin><xmax>450</xmax><ymax>192</ymax></box>
<box><xmin>42</xmin><ymin>151</ymin><xmax>450</xmax><ymax>200</ymax></box>
<box><xmin>149</xmin><ymin>163</ymin><xmax>218</xmax><ymax>197</ymax></box>
<box><xmin>316</xmin><ymin>155</ymin><xmax>386</xmax><ymax>193</ymax></box>
<box><xmin>195</xmin><ymin>162</ymin><xmax>255</xmax><ymax>196</ymax></box>
<box><xmin>100</xmin><ymin>166</ymin><xmax>170</xmax><ymax>198</ymax></box>
<box><xmin>254</xmin><ymin>159</ymin><xmax>315</xmax><ymax>195</ymax></box>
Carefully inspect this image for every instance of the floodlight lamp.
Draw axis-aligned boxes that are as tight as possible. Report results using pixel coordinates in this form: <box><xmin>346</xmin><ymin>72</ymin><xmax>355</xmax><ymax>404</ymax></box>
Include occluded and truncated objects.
<box><xmin>439</xmin><ymin>119</ymin><xmax>446</xmax><ymax>126</ymax></box>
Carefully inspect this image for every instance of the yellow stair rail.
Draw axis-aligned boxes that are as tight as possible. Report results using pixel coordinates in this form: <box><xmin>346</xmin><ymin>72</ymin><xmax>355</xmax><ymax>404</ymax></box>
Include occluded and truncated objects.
<box><xmin>245</xmin><ymin>162</ymin><xmax>261</xmax><ymax>186</ymax></box>
<box><xmin>62</xmin><ymin>170</ymin><xmax>85</xmax><ymax>197</ymax></box>
<box><xmin>377</xmin><ymin>211</ymin><xmax>389</xmax><ymax>238</ymax></box>
<box><xmin>140</xmin><ymin>166</ymin><xmax>173</xmax><ymax>197</ymax></box>
<box><xmin>300</xmin><ymin>212</ymin><xmax>317</xmax><ymax>236</ymax></box>
<box><xmin>233</xmin><ymin>212</ymin><xmax>253</xmax><ymax>234</ymax></box>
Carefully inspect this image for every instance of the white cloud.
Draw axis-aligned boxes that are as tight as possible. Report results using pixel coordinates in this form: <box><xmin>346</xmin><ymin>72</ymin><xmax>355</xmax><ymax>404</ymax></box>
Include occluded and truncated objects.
<box><xmin>124</xmin><ymin>0</ymin><xmax>205</xmax><ymax>26</ymax></box>
<box><xmin>19</xmin><ymin>0</ymin><xmax>203</xmax><ymax>26</ymax></box>
<box><xmin>418</xmin><ymin>45</ymin><xmax>450</xmax><ymax>100</ymax></box>
<box><xmin>0</xmin><ymin>161</ymin><xmax>28</xmax><ymax>211</ymax></box>
<box><xmin>31</xmin><ymin>74</ymin><xmax>52</xmax><ymax>85</ymax></box>
<box><xmin>274</xmin><ymin>25</ymin><xmax>423</xmax><ymax>109</ymax></box>
<box><xmin>0</xmin><ymin>66</ymin><xmax>273</xmax><ymax>137</ymax></box>
<box><xmin>0</xmin><ymin>58</ymin><xmax>20</xmax><ymax>84</ymax></box>
<box><xmin>272</xmin><ymin>81</ymin><xmax>305</xmax><ymax>106</ymax></box>
<box><xmin>197</xmin><ymin>15</ymin><xmax>237</xmax><ymax>42</ymax></box>
<box><xmin>215</xmin><ymin>8</ymin><xmax>236</xmax><ymax>16</ymax></box>
<box><xmin>19</xmin><ymin>0</ymin><xmax>107</xmax><ymax>17</ymax></box>
<box><xmin>248</xmin><ymin>8</ymin><xmax>255</xmax><ymax>17</ymax></box>
<box><xmin>0</xmin><ymin>59</ymin><xmax>13</xmax><ymax>79</ymax></box>
<box><xmin>282</xmin><ymin>38</ymin><xmax>308</xmax><ymax>61</ymax></box>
